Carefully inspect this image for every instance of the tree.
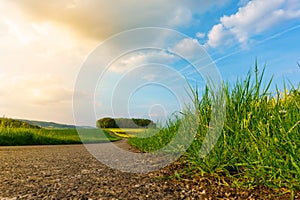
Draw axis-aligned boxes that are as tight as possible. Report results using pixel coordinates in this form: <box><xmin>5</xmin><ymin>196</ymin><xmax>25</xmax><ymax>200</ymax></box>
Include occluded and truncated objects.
<box><xmin>96</xmin><ymin>117</ymin><xmax>117</xmax><ymax>128</ymax></box>
<box><xmin>96</xmin><ymin>117</ymin><xmax>156</xmax><ymax>128</ymax></box>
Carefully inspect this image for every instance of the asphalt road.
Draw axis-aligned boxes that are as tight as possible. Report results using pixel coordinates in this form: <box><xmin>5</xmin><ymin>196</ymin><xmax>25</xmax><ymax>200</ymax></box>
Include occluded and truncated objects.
<box><xmin>0</xmin><ymin>141</ymin><xmax>296</xmax><ymax>199</ymax></box>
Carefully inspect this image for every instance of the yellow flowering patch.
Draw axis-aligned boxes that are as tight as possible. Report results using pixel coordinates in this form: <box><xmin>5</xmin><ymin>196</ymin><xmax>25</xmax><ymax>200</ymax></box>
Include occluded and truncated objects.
<box><xmin>104</xmin><ymin>128</ymin><xmax>146</xmax><ymax>138</ymax></box>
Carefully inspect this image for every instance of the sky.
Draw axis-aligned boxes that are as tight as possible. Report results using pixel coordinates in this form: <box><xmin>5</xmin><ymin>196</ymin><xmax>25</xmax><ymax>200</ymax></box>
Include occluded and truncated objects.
<box><xmin>0</xmin><ymin>0</ymin><xmax>299</xmax><ymax>126</ymax></box>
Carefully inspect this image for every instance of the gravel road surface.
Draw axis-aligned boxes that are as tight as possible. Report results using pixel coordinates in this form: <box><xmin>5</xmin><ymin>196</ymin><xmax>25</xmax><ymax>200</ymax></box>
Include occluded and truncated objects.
<box><xmin>0</xmin><ymin>140</ymin><xmax>297</xmax><ymax>199</ymax></box>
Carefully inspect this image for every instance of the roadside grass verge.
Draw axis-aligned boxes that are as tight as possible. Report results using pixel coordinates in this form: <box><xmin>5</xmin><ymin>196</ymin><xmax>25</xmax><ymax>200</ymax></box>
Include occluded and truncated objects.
<box><xmin>128</xmin><ymin>120</ymin><xmax>180</xmax><ymax>152</ymax></box>
<box><xmin>0</xmin><ymin>128</ymin><xmax>120</xmax><ymax>146</ymax></box>
<box><xmin>128</xmin><ymin>63</ymin><xmax>300</xmax><ymax>194</ymax></box>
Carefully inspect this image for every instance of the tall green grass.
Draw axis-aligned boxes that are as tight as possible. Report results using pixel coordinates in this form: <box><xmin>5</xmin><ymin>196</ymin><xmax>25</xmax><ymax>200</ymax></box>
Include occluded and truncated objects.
<box><xmin>0</xmin><ymin>128</ymin><xmax>120</xmax><ymax>146</ymax></box>
<box><xmin>129</xmin><ymin>63</ymin><xmax>300</xmax><ymax>193</ymax></box>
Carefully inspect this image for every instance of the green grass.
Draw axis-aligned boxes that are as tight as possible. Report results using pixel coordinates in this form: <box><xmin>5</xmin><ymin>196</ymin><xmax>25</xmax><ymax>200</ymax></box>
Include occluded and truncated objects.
<box><xmin>129</xmin><ymin>63</ymin><xmax>300</xmax><ymax>195</ymax></box>
<box><xmin>0</xmin><ymin>128</ymin><xmax>120</xmax><ymax>146</ymax></box>
<box><xmin>128</xmin><ymin>120</ymin><xmax>180</xmax><ymax>152</ymax></box>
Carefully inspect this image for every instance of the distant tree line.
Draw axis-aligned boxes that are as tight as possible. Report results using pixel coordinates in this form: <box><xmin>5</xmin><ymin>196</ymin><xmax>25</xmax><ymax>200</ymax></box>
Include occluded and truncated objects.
<box><xmin>0</xmin><ymin>118</ymin><xmax>41</xmax><ymax>129</ymax></box>
<box><xmin>96</xmin><ymin>117</ymin><xmax>155</xmax><ymax>128</ymax></box>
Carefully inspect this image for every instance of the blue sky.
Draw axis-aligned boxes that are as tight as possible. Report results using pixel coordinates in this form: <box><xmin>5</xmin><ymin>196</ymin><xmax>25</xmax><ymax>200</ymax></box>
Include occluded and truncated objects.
<box><xmin>0</xmin><ymin>0</ymin><xmax>299</xmax><ymax>126</ymax></box>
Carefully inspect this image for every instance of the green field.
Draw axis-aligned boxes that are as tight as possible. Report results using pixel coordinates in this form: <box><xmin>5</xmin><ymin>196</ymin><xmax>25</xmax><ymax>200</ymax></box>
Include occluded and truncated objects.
<box><xmin>0</xmin><ymin>128</ymin><xmax>120</xmax><ymax>146</ymax></box>
<box><xmin>128</xmin><ymin>65</ymin><xmax>300</xmax><ymax>195</ymax></box>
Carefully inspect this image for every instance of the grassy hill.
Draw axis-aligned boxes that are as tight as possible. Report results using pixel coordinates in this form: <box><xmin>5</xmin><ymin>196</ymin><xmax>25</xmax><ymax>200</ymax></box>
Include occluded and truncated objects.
<box><xmin>19</xmin><ymin>119</ymin><xmax>93</xmax><ymax>129</ymax></box>
<box><xmin>0</xmin><ymin>118</ymin><xmax>41</xmax><ymax>129</ymax></box>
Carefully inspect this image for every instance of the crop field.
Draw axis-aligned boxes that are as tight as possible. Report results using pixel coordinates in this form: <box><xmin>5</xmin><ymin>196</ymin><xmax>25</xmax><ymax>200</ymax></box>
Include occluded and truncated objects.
<box><xmin>0</xmin><ymin>128</ymin><xmax>120</xmax><ymax>146</ymax></box>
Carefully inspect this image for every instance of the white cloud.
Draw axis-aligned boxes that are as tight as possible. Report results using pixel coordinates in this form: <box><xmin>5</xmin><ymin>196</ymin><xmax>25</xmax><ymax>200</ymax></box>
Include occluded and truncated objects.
<box><xmin>0</xmin><ymin>74</ymin><xmax>74</xmax><ymax>124</ymax></box>
<box><xmin>170</xmin><ymin>38</ymin><xmax>202</xmax><ymax>59</ymax></box>
<box><xmin>196</xmin><ymin>32</ymin><xmax>206</xmax><ymax>39</ymax></box>
<box><xmin>0</xmin><ymin>75</ymin><xmax>73</xmax><ymax>105</ymax></box>
<box><xmin>169</xmin><ymin>7</ymin><xmax>193</xmax><ymax>27</ymax></box>
<box><xmin>205</xmin><ymin>0</ymin><xmax>300</xmax><ymax>48</ymax></box>
<box><xmin>109</xmin><ymin>50</ymin><xmax>177</xmax><ymax>73</ymax></box>
<box><xmin>206</xmin><ymin>24</ymin><xmax>232</xmax><ymax>48</ymax></box>
<box><xmin>142</xmin><ymin>74</ymin><xmax>159</xmax><ymax>82</ymax></box>
<box><xmin>0</xmin><ymin>17</ymin><xmax>92</xmax><ymax>74</ymax></box>
<box><xmin>109</xmin><ymin>53</ymin><xmax>148</xmax><ymax>73</ymax></box>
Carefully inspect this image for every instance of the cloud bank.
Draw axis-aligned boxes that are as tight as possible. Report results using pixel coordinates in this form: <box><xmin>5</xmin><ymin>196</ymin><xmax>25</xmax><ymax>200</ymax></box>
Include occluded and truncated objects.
<box><xmin>206</xmin><ymin>0</ymin><xmax>300</xmax><ymax>48</ymax></box>
<box><xmin>12</xmin><ymin>0</ymin><xmax>228</xmax><ymax>40</ymax></box>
